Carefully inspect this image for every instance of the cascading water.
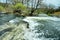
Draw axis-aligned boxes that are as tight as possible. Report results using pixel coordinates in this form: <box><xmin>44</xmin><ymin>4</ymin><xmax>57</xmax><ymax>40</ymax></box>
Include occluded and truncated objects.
<box><xmin>0</xmin><ymin>14</ymin><xmax>60</xmax><ymax>40</ymax></box>
<box><xmin>23</xmin><ymin>17</ymin><xmax>60</xmax><ymax>40</ymax></box>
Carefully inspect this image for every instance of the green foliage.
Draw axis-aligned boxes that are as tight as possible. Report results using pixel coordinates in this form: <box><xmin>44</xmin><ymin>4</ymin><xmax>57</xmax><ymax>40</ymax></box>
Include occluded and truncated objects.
<box><xmin>0</xmin><ymin>6</ymin><xmax>5</xmax><ymax>12</ymax></box>
<box><xmin>12</xmin><ymin>3</ymin><xmax>26</xmax><ymax>10</ymax></box>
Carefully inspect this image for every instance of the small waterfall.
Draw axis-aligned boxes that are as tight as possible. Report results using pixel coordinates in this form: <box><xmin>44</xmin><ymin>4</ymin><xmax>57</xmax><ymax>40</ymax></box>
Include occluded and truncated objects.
<box><xmin>0</xmin><ymin>16</ymin><xmax>60</xmax><ymax>40</ymax></box>
<box><xmin>23</xmin><ymin>17</ymin><xmax>60</xmax><ymax>40</ymax></box>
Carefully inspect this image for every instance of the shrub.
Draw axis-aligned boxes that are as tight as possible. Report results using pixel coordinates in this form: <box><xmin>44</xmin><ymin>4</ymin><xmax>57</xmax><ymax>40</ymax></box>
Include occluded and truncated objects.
<box><xmin>0</xmin><ymin>6</ymin><xmax>5</xmax><ymax>12</ymax></box>
<box><xmin>12</xmin><ymin>3</ymin><xmax>26</xmax><ymax>10</ymax></box>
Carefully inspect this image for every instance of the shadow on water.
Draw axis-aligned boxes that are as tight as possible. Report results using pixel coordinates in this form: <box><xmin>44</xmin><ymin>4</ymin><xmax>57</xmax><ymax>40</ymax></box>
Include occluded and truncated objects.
<box><xmin>0</xmin><ymin>13</ymin><xmax>16</xmax><ymax>25</ymax></box>
<box><xmin>0</xmin><ymin>28</ymin><xmax>13</xmax><ymax>36</ymax></box>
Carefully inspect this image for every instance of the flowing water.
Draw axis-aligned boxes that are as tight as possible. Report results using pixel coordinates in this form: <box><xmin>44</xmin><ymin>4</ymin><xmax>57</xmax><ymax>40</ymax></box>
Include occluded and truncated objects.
<box><xmin>23</xmin><ymin>17</ymin><xmax>60</xmax><ymax>40</ymax></box>
<box><xmin>0</xmin><ymin>15</ymin><xmax>60</xmax><ymax>40</ymax></box>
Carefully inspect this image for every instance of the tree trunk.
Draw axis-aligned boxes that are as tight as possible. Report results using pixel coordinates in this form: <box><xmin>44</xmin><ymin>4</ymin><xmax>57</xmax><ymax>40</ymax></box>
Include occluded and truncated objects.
<box><xmin>29</xmin><ymin>8</ymin><xmax>36</xmax><ymax>16</ymax></box>
<box><xmin>6</xmin><ymin>0</ymin><xmax>8</xmax><ymax>7</ymax></box>
<box><xmin>29</xmin><ymin>0</ymin><xmax>40</xmax><ymax>16</ymax></box>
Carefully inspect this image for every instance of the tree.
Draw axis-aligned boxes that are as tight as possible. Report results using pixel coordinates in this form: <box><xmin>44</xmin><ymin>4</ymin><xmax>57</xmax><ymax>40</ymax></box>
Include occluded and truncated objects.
<box><xmin>6</xmin><ymin>0</ymin><xmax>44</xmax><ymax>16</ymax></box>
<box><xmin>12</xmin><ymin>3</ymin><xmax>27</xmax><ymax>16</ymax></box>
<box><xmin>45</xmin><ymin>4</ymin><xmax>55</xmax><ymax>14</ymax></box>
<box><xmin>0</xmin><ymin>6</ymin><xmax>5</xmax><ymax>12</ymax></box>
<box><xmin>29</xmin><ymin>0</ymin><xmax>43</xmax><ymax>16</ymax></box>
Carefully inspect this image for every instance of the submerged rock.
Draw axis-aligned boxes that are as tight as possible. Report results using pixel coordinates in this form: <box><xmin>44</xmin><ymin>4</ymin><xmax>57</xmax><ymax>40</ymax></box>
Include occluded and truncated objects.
<box><xmin>9</xmin><ymin>17</ymin><xmax>29</xmax><ymax>28</ymax></box>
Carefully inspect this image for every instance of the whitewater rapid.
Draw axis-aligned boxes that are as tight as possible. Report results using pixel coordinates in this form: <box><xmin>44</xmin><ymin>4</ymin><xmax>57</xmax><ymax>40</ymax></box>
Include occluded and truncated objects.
<box><xmin>23</xmin><ymin>17</ymin><xmax>60</xmax><ymax>40</ymax></box>
<box><xmin>0</xmin><ymin>16</ymin><xmax>60</xmax><ymax>40</ymax></box>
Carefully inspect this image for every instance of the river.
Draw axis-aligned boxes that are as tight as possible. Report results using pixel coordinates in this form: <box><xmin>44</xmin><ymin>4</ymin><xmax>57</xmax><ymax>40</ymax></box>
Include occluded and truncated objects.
<box><xmin>23</xmin><ymin>17</ymin><xmax>60</xmax><ymax>40</ymax></box>
<box><xmin>0</xmin><ymin>14</ymin><xmax>60</xmax><ymax>40</ymax></box>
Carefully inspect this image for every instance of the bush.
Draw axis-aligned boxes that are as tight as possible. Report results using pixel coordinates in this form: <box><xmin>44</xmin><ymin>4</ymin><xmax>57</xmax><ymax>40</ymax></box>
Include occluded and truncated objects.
<box><xmin>12</xmin><ymin>3</ymin><xmax>29</xmax><ymax>16</ymax></box>
<box><xmin>12</xmin><ymin>3</ymin><xmax>26</xmax><ymax>10</ymax></box>
<box><xmin>0</xmin><ymin>6</ymin><xmax>5</xmax><ymax>12</ymax></box>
